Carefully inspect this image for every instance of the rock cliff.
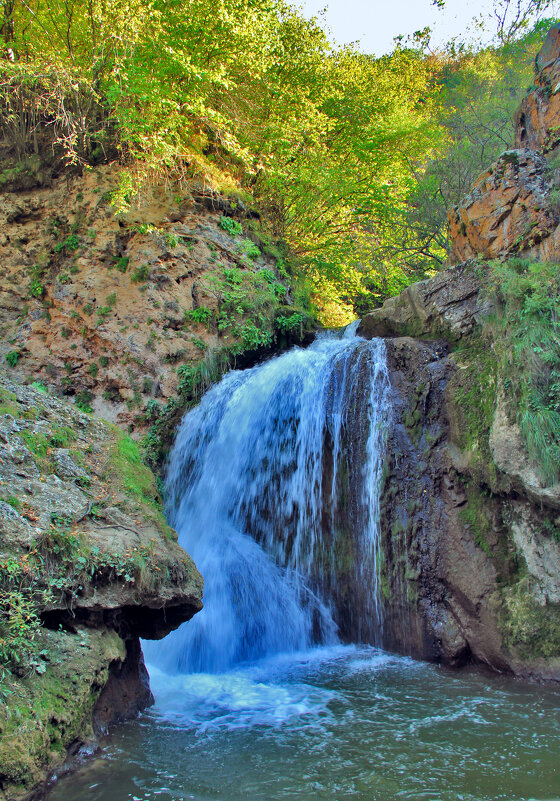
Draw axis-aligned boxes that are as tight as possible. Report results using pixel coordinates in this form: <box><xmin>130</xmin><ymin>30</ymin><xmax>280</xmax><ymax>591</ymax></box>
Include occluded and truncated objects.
<box><xmin>0</xmin><ymin>166</ymin><xmax>308</xmax><ymax>443</ymax></box>
<box><xmin>0</xmin><ymin>376</ymin><xmax>203</xmax><ymax>800</ymax></box>
<box><xmin>448</xmin><ymin>24</ymin><xmax>560</xmax><ymax>266</ymax></box>
<box><xmin>356</xmin><ymin>26</ymin><xmax>560</xmax><ymax>682</ymax></box>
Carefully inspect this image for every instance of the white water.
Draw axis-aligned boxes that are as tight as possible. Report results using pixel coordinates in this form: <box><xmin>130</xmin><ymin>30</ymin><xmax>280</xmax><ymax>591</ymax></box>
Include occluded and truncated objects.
<box><xmin>144</xmin><ymin>329</ymin><xmax>391</xmax><ymax>676</ymax></box>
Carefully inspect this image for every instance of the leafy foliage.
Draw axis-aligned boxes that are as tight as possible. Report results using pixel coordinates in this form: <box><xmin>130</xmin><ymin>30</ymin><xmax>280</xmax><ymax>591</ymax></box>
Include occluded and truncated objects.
<box><xmin>0</xmin><ymin>1</ymin><xmax>558</xmax><ymax>322</ymax></box>
<box><xmin>219</xmin><ymin>216</ymin><xmax>243</xmax><ymax>236</ymax></box>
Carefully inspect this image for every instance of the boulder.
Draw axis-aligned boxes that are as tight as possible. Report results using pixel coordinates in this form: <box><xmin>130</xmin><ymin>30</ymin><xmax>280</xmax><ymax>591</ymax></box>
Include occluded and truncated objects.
<box><xmin>358</xmin><ymin>262</ymin><xmax>492</xmax><ymax>341</ymax></box>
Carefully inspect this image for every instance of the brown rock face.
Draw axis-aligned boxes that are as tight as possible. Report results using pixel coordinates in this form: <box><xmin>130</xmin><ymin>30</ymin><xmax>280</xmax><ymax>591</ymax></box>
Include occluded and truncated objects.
<box><xmin>516</xmin><ymin>23</ymin><xmax>560</xmax><ymax>154</ymax></box>
<box><xmin>447</xmin><ymin>149</ymin><xmax>559</xmax><ymax>263</ymax></box>
<box><xmin>448</xmin><ymin>25</ymin><xmax>560</xmax><ymax>264</ymax></box>
<box><xmin>0</xmin><ymin>166</ymin><xmax>286</xmax><ymax>435</ymax></box>
<box><xmin>375</xmin><ymin>337</ymin><xmax>510</xmax><ymax>671</ymax></box>
<box><xmin>357</xmin><ymin>265</ymin><xmax>560</xmax><ymax>683</ymax></box>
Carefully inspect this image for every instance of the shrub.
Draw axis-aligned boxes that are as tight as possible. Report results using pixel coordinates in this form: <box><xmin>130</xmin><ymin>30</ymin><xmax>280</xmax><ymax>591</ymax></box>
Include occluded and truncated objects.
<box><xmin>29</xmin><ymin>279</ymin><xmax>44</xmax><ymax>298</ymax></box>
<box><xmin>184</xmin><ymin>306</ymin><xmax>213</xmax><ymax>325</ymax></box>
<box><xmin>131</xmin><ymin>265</ymin><xmax>150</xmax><ymax>283</ymax></box>
<box><xmin>54</xmin><ymin>234</ymin><xmax>80</xmax><ymax>253</ymax></box>
<box><xmin>114</xmin><ymin>257</ymin><xmax>129</xmax><ymax>273</ymax></box>
<box><xmin>238</xmin><ymin>238</ymin><xmax>260</xmax><ymax>260</ymax></box>
<box><xmin>219</xmin><ymin>216</ymin><xmax>243</xmax><ymax>236</ymax></box>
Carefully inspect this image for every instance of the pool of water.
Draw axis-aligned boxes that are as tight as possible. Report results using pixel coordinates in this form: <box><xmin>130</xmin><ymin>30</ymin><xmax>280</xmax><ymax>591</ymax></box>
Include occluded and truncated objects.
<box><xmin>48</xmin><ymin>646</ymin><xmax>560</xmax><ymax>801</ymax></box>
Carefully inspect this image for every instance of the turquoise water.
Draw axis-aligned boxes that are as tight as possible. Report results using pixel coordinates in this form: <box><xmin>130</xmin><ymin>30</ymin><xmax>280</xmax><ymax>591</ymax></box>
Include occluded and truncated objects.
<box><xmin>48</xmin><ymin>645</ymin><xmax>560</xmax><ymax>801</ymax></box>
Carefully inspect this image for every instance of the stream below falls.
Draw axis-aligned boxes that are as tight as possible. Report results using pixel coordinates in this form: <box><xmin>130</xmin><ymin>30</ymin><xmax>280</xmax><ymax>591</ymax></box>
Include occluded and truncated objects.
<box><xmin>48</xmin><ymin>645</ymin><xmax>560</xmax><ymax>801</ymax></box>
<box><xmin>49</xmin><ymin>329</ymin><xmax>560</xmax><ymax>801</ymax></box>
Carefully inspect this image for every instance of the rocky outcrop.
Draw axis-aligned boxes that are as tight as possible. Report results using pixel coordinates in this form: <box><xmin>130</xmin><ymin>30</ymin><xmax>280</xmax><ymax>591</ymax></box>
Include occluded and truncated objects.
<box><xmin>447</xmin><ymin>149</ymin><xmax>560</xmax><ymax>263</ymax></box>
<box><xmin>376</xmin><ymin>336</ymin><xmax>511</xmax><ymax>671</ymax></box>
<box><xmin>516</xmin><ymin>23</ymin><xmax>560</xmax><ymax>154</ymax></box>
<box><xmin>358</xmin><ymin>262</ymin><xmax>492</xmax><ymax>341</ymax></box>
<box><xmin>0</xmin><ymin>376</ymin><xmax>203</xmax><ymax>800</ymax></box>
<box><xmin>358</xmin><ymin>262</ymin><xmax>560</xmax><ymax>682</ymax></box>
<box><xmin>0</xmin><ymin>166</ymin><xmax>299</xmax><ymax>435</ymax></box>
<box><xmin>447</xmin><ymin>24</ymin><xmax>560</xmax><ymax>265</ymax></box>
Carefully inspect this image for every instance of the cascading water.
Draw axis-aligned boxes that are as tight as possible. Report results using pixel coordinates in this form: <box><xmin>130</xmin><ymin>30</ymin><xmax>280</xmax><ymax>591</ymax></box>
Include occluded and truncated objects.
<box><xmin>51</xmin><ymin>329</ymin><xmax>560</xmax><ymax>801</ymax></box>
<box><xmin>146</xmin><ymin>328</ymin><xmax>391</xmax><ymax>676</ymax></box>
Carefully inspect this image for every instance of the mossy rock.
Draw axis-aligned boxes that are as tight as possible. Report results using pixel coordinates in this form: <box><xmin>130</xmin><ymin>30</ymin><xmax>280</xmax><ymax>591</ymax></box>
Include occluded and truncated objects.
<box><xmin>0</xmin><ymin>627</ymin><xmax>124</xmax><ymax>799</ymax></box>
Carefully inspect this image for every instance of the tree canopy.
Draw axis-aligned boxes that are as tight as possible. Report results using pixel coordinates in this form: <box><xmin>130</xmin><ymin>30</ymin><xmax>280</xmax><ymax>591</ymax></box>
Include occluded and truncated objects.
<box><xmin>0</xmin><ymin>0</ymin><xmax>556</xmax><ymax>322</ymax></box>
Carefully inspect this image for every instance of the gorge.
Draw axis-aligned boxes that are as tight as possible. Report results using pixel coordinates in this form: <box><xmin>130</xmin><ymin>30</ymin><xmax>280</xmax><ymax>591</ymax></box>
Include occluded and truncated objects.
<box><xmin>1</xmin><ymin>8</ymin><xmax>560</xmax><ymax>801</ymax></box>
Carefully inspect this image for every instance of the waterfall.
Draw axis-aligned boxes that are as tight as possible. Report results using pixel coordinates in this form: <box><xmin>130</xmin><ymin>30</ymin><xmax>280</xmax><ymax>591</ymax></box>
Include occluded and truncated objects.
<box><xmin>148</xmin><ymin>329</ymin><xmax>391</xmax><ymax>674</ymax></box>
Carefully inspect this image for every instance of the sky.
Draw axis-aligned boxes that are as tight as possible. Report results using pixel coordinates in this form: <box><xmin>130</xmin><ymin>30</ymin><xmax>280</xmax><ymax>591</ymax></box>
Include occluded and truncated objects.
<box><xmin>298</xmin><ymin>0</ymin><xmax>521</xmax><ymax>54</ymax></box>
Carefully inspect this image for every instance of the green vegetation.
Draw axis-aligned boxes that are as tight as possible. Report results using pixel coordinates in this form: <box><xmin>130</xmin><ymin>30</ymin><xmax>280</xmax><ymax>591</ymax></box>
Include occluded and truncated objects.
<box><xmin>113</xmin><ymin>256</ymin><xmax>130</xmax><ymax>273</ymax></box>
<box><xmin>485</xmin><ymin>259</ymin><xmax>560</xmax><ymax>484</ymax></box>
<box><xmin>184</xmin><ymin>307</ymin><xmax>213</xmax><ymax>326</ymax></box>
<box><xmin>0</xmin><ymin>0</ymin><xmax>552</xmax><ymax>323</ymax></box>
<box><xmin>131</xmin><ymin>265</ymin><xmax>150</xmax><ymax>284</ymax></box>
<box><xmin>29</xmin><ymin>279</ymin><xmax>44</xmax><ymax>298</ymax></box>
<box><xmin>202</xmin><ymin>265</ymin><xmax>306</xmax><ymax>354</ymax></box>
<box><xmin>219</xmin><ymin>216</ymin><xmax>243</xmax><ymax>236</ymax></box>
<box><xmin>110</xmin><ymin>432</ymin><xmax>159</xmax><ymax>507</ymax></box>
<box><xmin>501</xmin><ymin>579</ymin><xmax>560</xmax><ymax>658</ymax></box>
<box><xmin>54</xmin><ymin>234</ymin><xmax>80</xmax><ymax>254</ymax></box>
<box><xmin>5</xmin><ymin>350</ymin><xmax>20</xmax><ymax>367</ymax></box>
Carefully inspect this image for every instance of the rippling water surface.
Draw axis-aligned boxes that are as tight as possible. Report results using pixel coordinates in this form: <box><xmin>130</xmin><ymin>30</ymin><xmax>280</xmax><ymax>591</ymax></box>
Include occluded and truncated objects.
<box><xmin>48</xmin><ymin>645</ymin><xmax>560</xmax><ymax>801</ymax></box>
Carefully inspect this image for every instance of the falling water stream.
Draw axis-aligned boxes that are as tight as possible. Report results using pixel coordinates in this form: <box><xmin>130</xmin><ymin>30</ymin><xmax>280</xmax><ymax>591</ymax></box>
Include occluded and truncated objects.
<box><xmin>48</xmin><ymin>330</ymin><xmax>560</xmax><ymax>801</ymax></box>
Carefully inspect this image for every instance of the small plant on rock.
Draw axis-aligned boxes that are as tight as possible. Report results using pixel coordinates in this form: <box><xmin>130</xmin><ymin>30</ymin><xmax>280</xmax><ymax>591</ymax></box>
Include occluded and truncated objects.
<box><xmin>5</xmin><ymin>350</ymin><xmax>20</xmax><ymax>367</ymax></box>
<box><xmin>219</xmin><ymin>216</ymin><xmax>243</xmax><ymax>236</ymax></box>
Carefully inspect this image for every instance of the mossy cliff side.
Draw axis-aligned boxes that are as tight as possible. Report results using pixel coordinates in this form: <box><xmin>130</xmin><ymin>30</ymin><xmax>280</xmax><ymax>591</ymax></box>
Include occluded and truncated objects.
<box><xmin>0</xmin><ymin>376</ymin><xmax>203</xmax><ymax>800</ymax></box>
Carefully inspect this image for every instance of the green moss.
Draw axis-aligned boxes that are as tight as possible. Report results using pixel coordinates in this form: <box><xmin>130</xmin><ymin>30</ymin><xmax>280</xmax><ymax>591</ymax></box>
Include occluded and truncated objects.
<box><xmin>107</xmin><ymin>430</ymin><xmax>175</xmax><ymax>540</ymax></box>
<box><xmin>111</xmin><ymin>433</ymin><xmax>158</xmax><ymax>505</ymax></box>
<box><xmin>459</xmin><ymin>494</ymin><xmax>493</xmax><ymax>557</ymax></box>
<box><xmin>452</xmin><ymin>340</ymin><xmax>498</xmax><ymax>452</ymax></box>
<box><xmin>501</xmin><ymin>580</ymin><xmax>560</xmax><ymax>658</ymax></box>
<box><xmin>0</xmin><ymin>398</ymin><xmax>19</xmax><ymax>417</ymax></box>
<box><xmin>0</xmin><ymin>628</ymin><xmax>125</xmax><ymax>795</ymax></box>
